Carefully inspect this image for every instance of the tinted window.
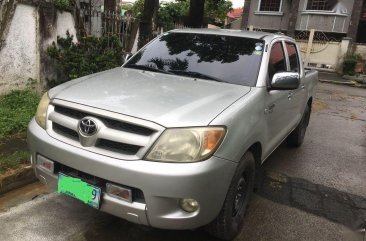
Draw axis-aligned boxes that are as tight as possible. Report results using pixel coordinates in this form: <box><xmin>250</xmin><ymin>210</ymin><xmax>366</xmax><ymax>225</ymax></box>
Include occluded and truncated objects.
<box><xmin>285</xmin><ymin>42</ymin><xmax>300</xmax><ymax>73</ymax></box>
<box><xmin>125</xmin><ymin>32</ymin><xmax>265</xmax><ymax>87</ymax></box>
<box><xmin>268</xmin><ymin>42</ymin><xmax>286</xmax><ymax>80</ymax></box>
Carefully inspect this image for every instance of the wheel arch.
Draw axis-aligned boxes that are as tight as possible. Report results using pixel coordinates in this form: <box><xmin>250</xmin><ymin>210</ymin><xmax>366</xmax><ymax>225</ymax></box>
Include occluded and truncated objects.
<box><xmin>307</xmin><ymin>97</ymin><xmax>313</xmax><ymax>111</ymax></box>
<box><xmin>247</xmin><ymin>142</ymin><xmax>262</xmax><ymax>167</ymax></box>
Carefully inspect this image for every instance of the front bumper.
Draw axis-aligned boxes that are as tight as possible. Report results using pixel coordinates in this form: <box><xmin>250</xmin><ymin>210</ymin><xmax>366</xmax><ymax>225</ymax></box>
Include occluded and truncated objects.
<box><xmin>28</xmin><ymin>119</ymin><xmax>237</xmax><ymax>229</ymax></box>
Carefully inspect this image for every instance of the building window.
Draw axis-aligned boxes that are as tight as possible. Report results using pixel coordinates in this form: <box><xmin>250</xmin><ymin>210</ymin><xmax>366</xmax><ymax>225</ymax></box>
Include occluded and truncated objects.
<box><xmin>306</xmin><ymin>0</ymin><xmax>334</xmax><ymax>11</ymax></box>
<box><xmin>259</xmin><ymin>0</ymin><xmax>282</xmax><ymax>12</ymax></box>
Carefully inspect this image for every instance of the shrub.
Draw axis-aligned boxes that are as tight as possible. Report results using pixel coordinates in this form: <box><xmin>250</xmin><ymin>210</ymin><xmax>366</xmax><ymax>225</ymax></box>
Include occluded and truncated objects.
<box><xmin>0</xmin><ymin>89</ymin><xmax>40</xmax><ymax>139</ymax></box>
<box><xmin>52</xmin><ymin>0</ymin><xmax>72</xmax><ymax>11</ymax></box>
<box><xmin>343</xmin><ymin>54</ymin><xmax>362</xmax><ymax>76</ymax></box>
<box><xmin>47</xmin><ymin>31</ymin><xmax>124</xmax><ymax>86</ymax></box>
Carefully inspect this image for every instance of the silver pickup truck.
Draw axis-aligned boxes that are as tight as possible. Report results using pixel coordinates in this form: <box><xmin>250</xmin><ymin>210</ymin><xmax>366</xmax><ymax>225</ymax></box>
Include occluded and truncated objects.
<box><xmin>28</xmin><ymin>29</ymin><xmax>317</xmax><ymax>240</ymax></box>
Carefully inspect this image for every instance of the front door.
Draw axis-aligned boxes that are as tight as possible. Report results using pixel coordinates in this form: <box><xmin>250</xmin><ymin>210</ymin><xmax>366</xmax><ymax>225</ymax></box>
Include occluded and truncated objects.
<box><xmin>263</xmin><ymin>41</ymin><xmax>297</xmax><ymax>157</ymax></box>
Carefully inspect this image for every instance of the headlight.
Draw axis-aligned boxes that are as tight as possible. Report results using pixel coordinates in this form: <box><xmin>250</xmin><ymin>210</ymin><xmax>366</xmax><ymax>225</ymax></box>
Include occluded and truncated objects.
<box><xmin>35</xmin><ymin>92</ymin><xmax>50</xmax><ymax>129</ymax></box>
<box><xmin>146</xmin><ymin>127</ymin><xmax>226</xmax><ymax>162</ymax></box>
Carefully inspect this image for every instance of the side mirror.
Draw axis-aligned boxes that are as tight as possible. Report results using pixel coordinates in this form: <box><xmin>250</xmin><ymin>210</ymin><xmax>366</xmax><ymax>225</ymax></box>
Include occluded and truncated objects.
<box><xmin>270</xmin><ymin>72</ymin><xmax>300</xmax><ymax>90</ymax></box>
<box><xmin>124</xmin><ymin>52</ymin><xmax>133</xmax><ymax>63</ymax></box>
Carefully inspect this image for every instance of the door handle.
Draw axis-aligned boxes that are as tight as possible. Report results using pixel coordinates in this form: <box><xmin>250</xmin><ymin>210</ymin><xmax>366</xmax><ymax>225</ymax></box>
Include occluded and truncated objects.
<box><xmin>288</xmin><ymin>91</ymin><xmax>294</xmax><ymax>99</ymax></box>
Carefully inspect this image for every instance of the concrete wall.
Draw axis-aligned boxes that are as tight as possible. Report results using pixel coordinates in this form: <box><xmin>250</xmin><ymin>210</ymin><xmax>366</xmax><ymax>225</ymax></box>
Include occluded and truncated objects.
<box><xmin>247</xmin><ymin>0</ymin><xmax>290</xmax><ymax>31</ymax></box>
<box><xmin>297</xmin><ymin>40</ymin><xmax>341</xmax><ymax>70</ymax></box>
<box><xmin>354</xmin><ymin>44</ymin><xmax>366</xmax><ymax>60</ymax></box>
<box><xmin>0</xmin><ymin>3</ymin><xmax>77</xmax><ymax>95</ymax></box>
<box><xmin>228</xmin><ymin>18</ymin><xmax>242</xmax><ymax>30</ymax></box>
<box><xmin>0</xmin><ymin>4</ymin><xmax>39</xmax><ymax>94</ymax></box>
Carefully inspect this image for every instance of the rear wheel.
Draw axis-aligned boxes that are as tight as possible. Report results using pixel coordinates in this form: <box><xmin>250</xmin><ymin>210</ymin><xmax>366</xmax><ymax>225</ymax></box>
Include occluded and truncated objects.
<box><xmin>287</xmin><ymin>104</ymin><xmax>310</xmax><ymax>147</ymax></box>
<box><xmin>206</xmin><ymin>152</ymin><xmax>255</xmax><ymax>240</ymax></box>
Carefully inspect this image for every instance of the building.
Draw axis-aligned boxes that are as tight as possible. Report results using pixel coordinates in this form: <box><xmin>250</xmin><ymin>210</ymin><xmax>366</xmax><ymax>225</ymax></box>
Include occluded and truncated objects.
<box><xmin>242</xmin><ymin>0</ymin><xmax>366</xmax><ymax>43</ymax></box>
<box><xmin>225</xmin><ymin>8</ymin><xmax>243</xmax><ymax>29</ymax></box>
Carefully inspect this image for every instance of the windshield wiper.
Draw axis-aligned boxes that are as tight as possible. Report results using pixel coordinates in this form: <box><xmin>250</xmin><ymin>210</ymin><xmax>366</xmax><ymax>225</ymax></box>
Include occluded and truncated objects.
<box><xmin>169</xmin><ymin>70</ymin><xmax>228</xmax><ymax>83</ymax></box>
<box><xmin>124</xmin><ymin>64</ymin><xmax>172</xmax><ymax>75</ymax></box>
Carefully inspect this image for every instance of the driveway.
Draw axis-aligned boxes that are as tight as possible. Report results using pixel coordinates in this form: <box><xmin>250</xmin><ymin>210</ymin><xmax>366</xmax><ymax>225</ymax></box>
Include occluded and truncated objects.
<box><xmin>0</xmin><ymin>82</ymin><xmax>365</xmax><ymax>241</ymax></box>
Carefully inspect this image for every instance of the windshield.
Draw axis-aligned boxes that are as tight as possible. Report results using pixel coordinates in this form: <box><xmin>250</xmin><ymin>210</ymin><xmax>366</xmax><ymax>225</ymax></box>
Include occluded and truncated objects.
<box><xmin>124</xmin><ymin>32</ymin><xmax>265</xmax><ymax>87</ymax></box>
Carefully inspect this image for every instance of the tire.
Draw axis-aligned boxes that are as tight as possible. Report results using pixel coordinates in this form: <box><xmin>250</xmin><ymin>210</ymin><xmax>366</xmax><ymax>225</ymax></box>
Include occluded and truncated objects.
<box><xmin>287</xmin><ymin>104</ymin><xmax>311</xmax><ymax>147</ymax></box>
<box><xmin>206</xmin><ymin>152</ymin><xmax>255</xmax><ymax>240</ymax></box>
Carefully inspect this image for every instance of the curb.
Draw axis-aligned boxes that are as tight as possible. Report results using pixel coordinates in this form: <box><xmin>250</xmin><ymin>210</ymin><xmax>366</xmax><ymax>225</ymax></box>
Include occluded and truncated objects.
<box><xmin>319</xmin><ymin>79</ymin><xmax>366</xmax><ymax>88</ymax></box>
<box><xmin>0</xmin><ymin>166</ymin><xmax>37</xmax><ymax>195</ymax></box>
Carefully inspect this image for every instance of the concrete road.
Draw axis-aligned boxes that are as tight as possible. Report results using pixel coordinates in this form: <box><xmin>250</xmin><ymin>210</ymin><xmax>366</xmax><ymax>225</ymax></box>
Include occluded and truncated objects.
<box><xmin>0</xmin><ymin>83</ymin><xmax>365</xmax><ymax>241</ymax></box>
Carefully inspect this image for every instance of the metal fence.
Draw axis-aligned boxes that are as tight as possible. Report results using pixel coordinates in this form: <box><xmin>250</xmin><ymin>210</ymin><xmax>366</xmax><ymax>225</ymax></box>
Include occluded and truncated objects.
<box><xmin>77</xmin><ymin>8</ymin><xmax>138</xmax><ymax>51</ymax></box>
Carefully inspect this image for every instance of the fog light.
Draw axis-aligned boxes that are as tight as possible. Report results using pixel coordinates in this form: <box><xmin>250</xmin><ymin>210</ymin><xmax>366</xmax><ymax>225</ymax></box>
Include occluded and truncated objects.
<box><xmin>36</xmin><ymin>155</ymin><xmax>54</xmax><ymax>173</ymax></box>
<box><xmin>179</xmin><ymin>198</ymin><xmax>199</xmax><ymax>212</ymax></box>
<box><xmin>106</xmin><ymin>183</ymin><xmax>132</xmax><ymax>203</ymax></box>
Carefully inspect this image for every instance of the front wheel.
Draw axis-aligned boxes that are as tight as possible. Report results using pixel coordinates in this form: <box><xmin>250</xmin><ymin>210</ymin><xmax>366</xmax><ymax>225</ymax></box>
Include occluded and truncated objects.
<box><xmin>287</xmin><ymin>104</ymin><xmax>311</xmax><ymax>147</ymax></box>
<box><xmin>206</xmin><ymin>152</ymin><xmax>255</xmax><ymax>240</ymax></box>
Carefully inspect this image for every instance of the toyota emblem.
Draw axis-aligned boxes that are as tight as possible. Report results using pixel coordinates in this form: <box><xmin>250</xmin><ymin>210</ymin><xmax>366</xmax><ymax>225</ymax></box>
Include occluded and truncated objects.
<box><xmin>79</xmin><ymin>118</ymin><xmax>98</xmax><ymax>136</ymax></box>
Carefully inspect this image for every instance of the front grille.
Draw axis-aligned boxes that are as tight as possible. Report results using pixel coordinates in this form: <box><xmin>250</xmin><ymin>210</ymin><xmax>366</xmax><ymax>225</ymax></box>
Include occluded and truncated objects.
<box><xmin>47</xmin><ymin>100</ymin><xmax>164</xmax><ymax>160</ymax></box>
<box><xmin>54</xmin><ymin>105</ymin><xmax>154</xmax><ymax>136</ymax></box>
<box><xmin>54</xmin><ymin>161</ymin><xmax>145</xmax><ymax>203</ymax></box>
<box><xmin>96</xmin><ymin>139</ymin><xmax>141</xmax><ymax>155</ymax></box>
<box><xmin>103</xmin><ymin>118</ymin><xmax>154</xmax><ymax>136</ymax></box>
<box><xmin>54</xmin><ymin>105</ymin><xmax>85</xmax><ymax>119</ymax></box>
<box><xmin>53</xmin><ymin>122</ymin><xmax>79</xmax><ymax>141</ymax></box>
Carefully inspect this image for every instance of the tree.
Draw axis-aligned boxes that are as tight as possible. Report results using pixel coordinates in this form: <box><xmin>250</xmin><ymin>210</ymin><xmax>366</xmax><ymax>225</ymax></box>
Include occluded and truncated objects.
<box><xmin>187</xmin><ymin>0</ymin><xmax>205</xmax><ymax>28</ymax></box>
<box><xmin>138</xmin><ymin>0</ymin><xmax>159</xmax><ymax>49</ymax></box>
<box><xmin>104</xmin><ymin>0</ymin><xmax>116</xmax><ymax>12</ymax></box>
<box><xmin>136</xmin><ymin>0</ymin><xmax>233</xmax><ymax>49</ymax></box>
<box><xmin>130</xmin><ymin>0</ymin><xmax>144</xmax><ymax>16</ymax></box>
<box><xmin>158</xmin><ymin>1</ymin><xmax>189</xmax><ymax>30</ymax></box>
<box><xmin>205</xmin><ymin>0</ymin><xmax>232</xmax><ymax>24</ymax></box>
<box><xmin>160</xmin><ymin>0</ymin><xmax>232</xmax><ymax>28</ymax></box>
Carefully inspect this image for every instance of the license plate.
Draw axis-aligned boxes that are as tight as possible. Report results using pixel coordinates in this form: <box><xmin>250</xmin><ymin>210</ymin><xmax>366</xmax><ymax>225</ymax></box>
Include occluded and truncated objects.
<box><xmin>57</xmin><ymin>173</ymin><xmax>101</xmax><ymax>209</ymax></box>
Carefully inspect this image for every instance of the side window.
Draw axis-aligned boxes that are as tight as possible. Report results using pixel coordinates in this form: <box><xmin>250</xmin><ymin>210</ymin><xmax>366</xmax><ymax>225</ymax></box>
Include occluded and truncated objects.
<box><xmin>285</xmin><ymin>42</ymin><xmax>300</xmax><ymax>73</ymax></box>
<box><xmin>268</xmin><ymin>42</ymin><xmax>286</xmax><ymax>81</ymax></box>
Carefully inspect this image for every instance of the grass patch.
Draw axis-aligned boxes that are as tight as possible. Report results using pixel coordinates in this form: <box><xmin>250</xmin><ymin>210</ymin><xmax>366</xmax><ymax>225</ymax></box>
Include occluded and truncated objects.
<box><xmin>0</xmin><ymin>151</ymin><xmax>30</xmax><ymax>174</ymax></box>
<box><xmin>0</xmin><ymin>89</ymin><xmax>40</xmax><ymax>139</ymax></box>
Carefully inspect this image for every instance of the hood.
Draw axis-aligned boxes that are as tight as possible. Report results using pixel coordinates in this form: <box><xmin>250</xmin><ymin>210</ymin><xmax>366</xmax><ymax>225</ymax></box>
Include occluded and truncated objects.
<box><xmin>51</xmin><ymin>67</ymin><xmax>251</xmax><ymax>127</ymax></box>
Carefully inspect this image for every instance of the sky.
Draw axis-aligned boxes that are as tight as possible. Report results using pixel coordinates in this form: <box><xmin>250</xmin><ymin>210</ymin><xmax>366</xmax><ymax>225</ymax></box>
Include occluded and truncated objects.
<box><xmin>229</xmin><ymin>0</ymin><xmax>244</xmax><ymax>8</ymax></box>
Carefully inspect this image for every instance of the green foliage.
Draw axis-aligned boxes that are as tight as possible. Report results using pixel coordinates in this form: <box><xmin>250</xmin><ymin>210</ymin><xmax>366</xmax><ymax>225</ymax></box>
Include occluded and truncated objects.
<box><xmin>343</xmin><ymin>54</ymin><xmax>362</xmax><ymax>76</ymax></box>
<box><xmin>158</xmin><ymin>1</ymin><xmax>189</xmax><ymax>30</ymax></box>
<box><xmin>0</xmin><ymin>151</ymin><xmax>30</xmax><ymax>174</ymax></box>
<box><xmin>47</xmin><ymin>31</ymin><xmax>124</xmax><ymax>85</ymax></box>
<box><xmin>130</xmin><ymin>0</ymin><xmax>144</xmax><ymax>17</ymax></box>
<box><xmin>135</xmin><ymin>0</ymin><xmax>232</xmax><ymax>28</ymax></box>
<box><xmin>205</xmin><ymin>0</ymin><xmax>233</xmax><ymax>24</ymax></box>
<box><xmin>0</xmin><ymin>89</ymin><xmax>40</xmax><ymax>139</ymax></box>
<box><xmin>52</xmin><ymin>0</ymin><xmax>72</xmax><ymax>11</ymax></box>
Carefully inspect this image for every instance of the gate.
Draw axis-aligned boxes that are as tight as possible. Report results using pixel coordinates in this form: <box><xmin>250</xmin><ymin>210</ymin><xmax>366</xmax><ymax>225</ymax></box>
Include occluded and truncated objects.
<box><xmin>295</xmin><ymin>29</ymin><xmax>341</xmax><ymax>71</ymax></box>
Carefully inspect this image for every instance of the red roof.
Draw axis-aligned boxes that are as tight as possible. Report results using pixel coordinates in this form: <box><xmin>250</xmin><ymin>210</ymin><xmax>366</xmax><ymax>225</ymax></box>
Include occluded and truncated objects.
<box><xmin>226</xmin><ymin>8</ymin><xmax>243</xmax><ymax>19</ymax></box>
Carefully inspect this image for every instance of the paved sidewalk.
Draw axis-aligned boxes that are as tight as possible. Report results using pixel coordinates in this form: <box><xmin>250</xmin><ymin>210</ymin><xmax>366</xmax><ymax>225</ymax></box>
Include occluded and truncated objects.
<box><xmin>318</xmin><ymin>72</ymin><xmax>353</xmax><ymax>84</ymax></box>
<box><xmin>318</xmin><ymin>71</ymin><xmax>366</xmax><ymax>88</ymax></box>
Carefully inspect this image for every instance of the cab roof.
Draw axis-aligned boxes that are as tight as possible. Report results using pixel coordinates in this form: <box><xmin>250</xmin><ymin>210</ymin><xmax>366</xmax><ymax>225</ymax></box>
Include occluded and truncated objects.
<box><xmin>169</xmin><ymin>28</ymin><xmax>294</xmax><ymax>42</ymax></box>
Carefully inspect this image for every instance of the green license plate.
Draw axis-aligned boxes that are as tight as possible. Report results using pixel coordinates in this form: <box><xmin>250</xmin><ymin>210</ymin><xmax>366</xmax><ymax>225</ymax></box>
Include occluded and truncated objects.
<box><xmin>57</xmin><ymin>173</ymin><xmax>101</xmax><ymax>209</ymax></box>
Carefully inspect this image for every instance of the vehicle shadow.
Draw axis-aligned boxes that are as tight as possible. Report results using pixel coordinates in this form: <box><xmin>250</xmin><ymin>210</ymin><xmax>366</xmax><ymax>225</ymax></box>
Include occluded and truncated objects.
<box><xmin>256</xmin><ymin>170</ymin><xmax>366</xmax><ymax>230</ymax></box>
<box><xmin>81</xmin><ymin>214</ymin><xmax>220</xmax><ymax>241</ymax></box>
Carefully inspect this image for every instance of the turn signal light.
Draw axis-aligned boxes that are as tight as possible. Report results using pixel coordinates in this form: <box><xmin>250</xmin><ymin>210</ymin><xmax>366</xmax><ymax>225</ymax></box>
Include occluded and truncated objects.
<box><xmin>106</xmin><ymin>183</ymin><xmax>132</xmax><ymax>203</ymax></box>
